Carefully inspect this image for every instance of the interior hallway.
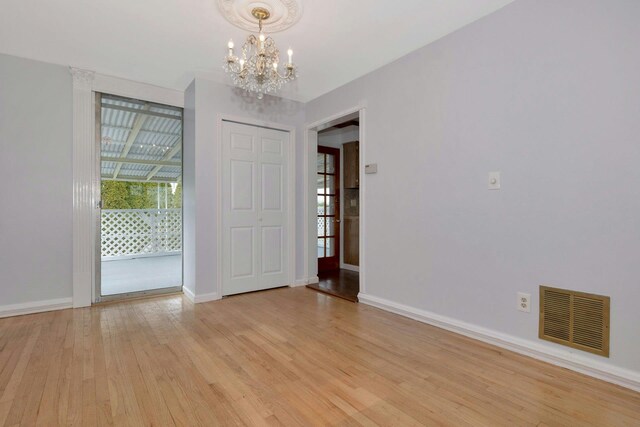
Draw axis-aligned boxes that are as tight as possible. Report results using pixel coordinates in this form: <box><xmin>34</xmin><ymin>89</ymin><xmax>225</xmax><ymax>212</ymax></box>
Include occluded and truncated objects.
<box><xmin>1</xmin><ymin>287</ymin><xmax>638</xmax><ymax>426</ymax></box>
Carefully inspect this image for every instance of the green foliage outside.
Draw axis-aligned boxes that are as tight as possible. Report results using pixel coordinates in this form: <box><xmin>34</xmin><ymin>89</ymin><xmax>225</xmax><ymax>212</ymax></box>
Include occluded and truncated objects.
<box><xmin>101</xmin><ymin>181</ymin><xmax>182</xmax><ymax>209</ymax></box>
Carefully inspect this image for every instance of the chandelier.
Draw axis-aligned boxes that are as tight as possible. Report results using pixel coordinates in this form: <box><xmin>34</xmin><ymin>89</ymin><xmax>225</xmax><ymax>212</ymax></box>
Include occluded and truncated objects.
<box><xmin>223</xmin><ymin>7</ymin><xmax>297</xmax><ymax>99</ymax></box>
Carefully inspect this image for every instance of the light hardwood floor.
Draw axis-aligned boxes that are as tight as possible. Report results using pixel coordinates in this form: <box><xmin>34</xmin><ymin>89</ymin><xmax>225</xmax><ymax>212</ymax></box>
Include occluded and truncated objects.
<box><xmin>0</xmin><ymin>288</ymin><xmax>639</xmax><ymax>426</ymax></box>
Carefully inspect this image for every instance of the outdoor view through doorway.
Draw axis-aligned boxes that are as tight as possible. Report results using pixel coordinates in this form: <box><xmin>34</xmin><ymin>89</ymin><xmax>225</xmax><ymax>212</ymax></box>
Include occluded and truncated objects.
<box><xmin>97</xmin><ymin>94</ymin><xmax>183</xmax><ymax>300</ymax></box>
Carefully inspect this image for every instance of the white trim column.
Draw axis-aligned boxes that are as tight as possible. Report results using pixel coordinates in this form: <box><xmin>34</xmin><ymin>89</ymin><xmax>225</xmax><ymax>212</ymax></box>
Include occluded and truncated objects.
<box><xmin>71</xmin><ymin>67</ymin><xmax>95</xmax><ymax>308</ymax></box>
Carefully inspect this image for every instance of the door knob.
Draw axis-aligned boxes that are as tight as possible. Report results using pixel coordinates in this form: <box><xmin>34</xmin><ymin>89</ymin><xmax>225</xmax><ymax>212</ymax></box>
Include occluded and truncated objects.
<box><xmin>335</xmin><ymin>219</ymin><xmax>341</xmax><ymax>223</ymax></box>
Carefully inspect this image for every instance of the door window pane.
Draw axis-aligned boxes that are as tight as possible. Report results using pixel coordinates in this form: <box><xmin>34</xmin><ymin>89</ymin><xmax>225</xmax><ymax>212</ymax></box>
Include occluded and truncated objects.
<box><xmin>326</xmin><ymin>196</ymin><xmax>335</xmax><ymax>215</ymax></box>
<box><xmin>326</xmin><ymin>218</ymin><xmax>334</xmax><ymax>237</ymax></box>
<box><xmin>326</xmin><ymin>238</ymin><xmax>335</xmax><ymax>257</ymax></box>
<box><xmin>317</xmin><ymin>238</ymin><xmax>325</xmax><ymax>258</ymax></box>
<box><xmin>317</xmin><ymin>153</ymin><xmax>325</xmax><ymax>173</ymax></box>
<box><xmin>317</xmin><ymin>175</ymin><xmax>325</xmax><ymax>195</ymax></box>
<box><xmin>326</xmin><ymin>175</ymin><xmax>336</xmax><ymax>194</ymax></box>
<box><xmin>317</xmin><ymin>217</ymin><xmax>325</xmax><ymax>237</ymax></box>
<box><xmin>317</xmin><ymin>196</ymin><xmax>325</xmax><ymax>215</ymax></box>
<box><xmin>326</xmin><ymin>154</ymin><xmax>335</xmax><ymax>174</ymax></box>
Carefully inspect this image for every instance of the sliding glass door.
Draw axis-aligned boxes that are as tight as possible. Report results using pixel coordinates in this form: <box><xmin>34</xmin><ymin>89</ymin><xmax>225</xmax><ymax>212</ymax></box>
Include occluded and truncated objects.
<box><xmin>96</xmin><ymin>93</ymin><xmax>183</xmax><ymax>302</ymax></box>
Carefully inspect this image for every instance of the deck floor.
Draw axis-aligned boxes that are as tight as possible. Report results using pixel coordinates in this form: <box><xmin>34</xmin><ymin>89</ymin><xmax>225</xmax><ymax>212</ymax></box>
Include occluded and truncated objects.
<box><xmin>100</xmin><ymin>254</ymin><xmax>181</xmax><ymax>296</ymax></box>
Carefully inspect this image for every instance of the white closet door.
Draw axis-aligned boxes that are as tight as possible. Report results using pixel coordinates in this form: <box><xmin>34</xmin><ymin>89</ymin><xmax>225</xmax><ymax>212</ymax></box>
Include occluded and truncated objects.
<box><xmin>258</xmin><ymin>126</ymin><xmax>289</xmax><ymax>289</ymax></box>
<box><xmin>222</xmin><ymin>121</ymin><xmax>289</xmax><ymax>296</ymax></box>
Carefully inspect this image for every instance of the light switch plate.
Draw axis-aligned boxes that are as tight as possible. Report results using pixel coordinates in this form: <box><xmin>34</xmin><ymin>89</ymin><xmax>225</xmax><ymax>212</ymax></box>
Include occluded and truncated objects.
<box><xmin>365</xmin><ymin>164</ymin><xmax>377</xmax><ymax>174</ymax></box>
<box><xmin>488</xmin><ymin>171</ymin><xmax>501</xmax><ymax>190</ymax></box>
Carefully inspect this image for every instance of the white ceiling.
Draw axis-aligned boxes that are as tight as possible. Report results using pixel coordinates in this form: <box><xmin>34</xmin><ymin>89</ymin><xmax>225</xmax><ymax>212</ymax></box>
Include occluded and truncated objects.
<box><xmin>0</xmin><ymin>0</ymin><xmax>513</xmax><ymax>102</ymax></box>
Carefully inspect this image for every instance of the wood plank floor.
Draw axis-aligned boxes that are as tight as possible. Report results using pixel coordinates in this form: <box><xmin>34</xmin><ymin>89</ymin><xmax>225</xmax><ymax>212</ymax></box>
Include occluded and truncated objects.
<box><xmin>0</xmin><ymin>288</ymin><xmax>639</xmax><ymax>426</ymax></box>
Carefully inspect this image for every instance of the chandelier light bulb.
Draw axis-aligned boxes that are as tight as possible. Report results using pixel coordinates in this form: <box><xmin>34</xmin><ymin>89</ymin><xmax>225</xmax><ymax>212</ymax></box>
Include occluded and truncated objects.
<box><xmin>239</xmin><ymin>58</ymin><xmax>245</xmax><ymax>70</ymax></box>
<box><xmin>287</xmin><ymin>48</ymin><xmax>293</xmax><ymax>64</ymax></box>
<box><xmin>273</xmin><ymin>62</ymin><xmax>278</xmax><ymax>70</ymax></box>
<box><xmin>259</xmin><ymin>33</ymin><xmax>265</xmax><ymax>42</ymax></box>
<box><xmin>227</xmin><ymin>39</ymin><xmax>234</xmax><ymax>59</ymax></box>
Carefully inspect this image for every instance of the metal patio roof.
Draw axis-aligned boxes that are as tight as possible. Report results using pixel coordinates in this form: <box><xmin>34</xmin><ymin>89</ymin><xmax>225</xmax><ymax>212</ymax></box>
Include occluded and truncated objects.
<box><xmin>100</xmin><ymin>94</ymin><xmax>182</xmax><ymax>183</ymax></box>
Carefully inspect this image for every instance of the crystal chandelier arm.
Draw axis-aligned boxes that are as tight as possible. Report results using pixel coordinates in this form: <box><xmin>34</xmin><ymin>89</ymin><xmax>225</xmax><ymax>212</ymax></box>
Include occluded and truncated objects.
<box><xmin>271</xmin><ymin>66</ymin><xmax>295</xmax><ymax>80</ymax></box>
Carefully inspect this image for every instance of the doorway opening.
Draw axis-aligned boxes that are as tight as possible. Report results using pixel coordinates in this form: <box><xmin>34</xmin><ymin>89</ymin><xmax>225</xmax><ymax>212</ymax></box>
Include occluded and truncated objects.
<box><xmin>307</xmin><ymin>113</ymin><xmax>360</xmax><ymax>302</ymax></box>
<box><xmin>95</xmin><ymin>93</ymin><xmax>183</xmax><ymax>302</ymax></box>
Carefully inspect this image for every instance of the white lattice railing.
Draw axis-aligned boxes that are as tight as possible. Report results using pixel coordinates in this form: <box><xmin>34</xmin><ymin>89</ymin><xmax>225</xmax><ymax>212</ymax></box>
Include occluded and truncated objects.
<box><xmin>101</xmin><ymin>209</ymin><xmax>181</xmax><ymax>258</ymax></box>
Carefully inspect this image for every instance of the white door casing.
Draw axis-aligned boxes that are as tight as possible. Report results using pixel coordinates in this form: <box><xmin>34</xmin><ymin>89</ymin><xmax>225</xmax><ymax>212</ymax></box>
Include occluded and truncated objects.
<box><xmin>222</xmin><ymin>121</ymin><xmax>289</xmax><ymax>296</ymax></box>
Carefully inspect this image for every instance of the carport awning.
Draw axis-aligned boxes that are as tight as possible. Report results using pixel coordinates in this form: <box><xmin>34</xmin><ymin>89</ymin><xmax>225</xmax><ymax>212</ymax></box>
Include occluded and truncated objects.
<box><xmin>100</xmin><ymin>94</ymin><xmax>182</xmax><ymax>183</ymax></box>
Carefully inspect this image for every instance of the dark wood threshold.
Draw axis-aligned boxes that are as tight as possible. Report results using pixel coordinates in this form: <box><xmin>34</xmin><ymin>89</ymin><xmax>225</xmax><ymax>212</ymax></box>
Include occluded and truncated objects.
<box><xmin>306</xmin><ymin>269</ymin><xmax>359</xmax><ymax>302</ymax></box>
<box><xmin>306</xmin><ymin>283</ymin><xmax>358</xmax><ymax>302</ymax></box>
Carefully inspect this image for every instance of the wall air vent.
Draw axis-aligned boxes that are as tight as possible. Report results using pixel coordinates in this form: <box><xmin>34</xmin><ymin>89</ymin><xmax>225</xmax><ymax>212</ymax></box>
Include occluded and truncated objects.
<box><xmin>539</xmin><ymin>286</ymin><xmax>610</xmax><ymax>357</ymax></box>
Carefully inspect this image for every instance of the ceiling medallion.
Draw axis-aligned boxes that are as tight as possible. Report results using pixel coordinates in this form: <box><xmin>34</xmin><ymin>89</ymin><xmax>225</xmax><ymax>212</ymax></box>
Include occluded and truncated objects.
<box><xmin>217</xmin><ymin>0</ymin><xmax>303</xmax><ymax>33</ymax></box>
<box><xmin>223</xmin><ymin>6</ymin><xmax>297</xmax><ymax>99</ymax></box>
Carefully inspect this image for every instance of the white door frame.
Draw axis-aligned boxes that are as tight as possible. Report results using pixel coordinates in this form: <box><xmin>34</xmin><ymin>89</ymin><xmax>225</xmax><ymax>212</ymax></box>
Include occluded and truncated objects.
<box><xmin>303</xmin><ymin>105</ymin><xmax>366</xmax><ymax>295</ymax></box>
<box><xmin>216</xmin><ymin>114</ymin><xmax>297</xmax><ymax>298</ymax></box>
<box><xmin>71</xmin><ymin>68</ymin><xmax>184</xmax><ymax>307</ymax></box>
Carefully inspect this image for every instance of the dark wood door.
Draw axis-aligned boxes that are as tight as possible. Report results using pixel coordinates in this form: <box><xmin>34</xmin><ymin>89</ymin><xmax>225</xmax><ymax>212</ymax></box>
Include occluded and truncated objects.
<box><xmin>343</xmin><ymin>217</ymin><xmax>359</xmax><ymax>266</ymax></box>
<box><xmin>343</xmin><ymin>141</ymin><xmax>359</xmax><ymax>189</ymax></box>
<box><xmin>317</xmin><ymin>146</ymin><xmax>340</xmax><ymax>272</ymax></box>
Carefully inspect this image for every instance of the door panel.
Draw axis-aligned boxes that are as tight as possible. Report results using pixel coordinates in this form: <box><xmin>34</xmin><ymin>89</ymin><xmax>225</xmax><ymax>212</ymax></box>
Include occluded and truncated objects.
<box><xmin>261</xmin><ymin>164</ymin><xmax>282</xmax><ymax>211</ymax></box>
<box><xmin>317</xmin><ymin>146</ymin><xmax>340</xmax><ymax>272</ymax></box>
<box><xmin>262</xmin><ymin>226</ymin><xmax>283</xmax><ymax>274</ymax></box>
<box><xmin>230</xmin><ymin>227</ymin><xmax>255</xmax><ymax>278</ymax></box>
<box><xmin>231</xmin><ymin>132</ymin><xmax>254</xmax><ymax>151</ymax></box>
<box><xmin>223</xmin><ymin>121</ymin><xmax>289</xmax><ymax>296</ymax></box>
<box><xmin>231</xmin><ymin>161</ymin><xmax>254</xmax><ymax>210</ymax></box>
<box><xmin>262</xmin><ymin>138</ymin><xmax>282</xmax><ymax>155</ymax></box>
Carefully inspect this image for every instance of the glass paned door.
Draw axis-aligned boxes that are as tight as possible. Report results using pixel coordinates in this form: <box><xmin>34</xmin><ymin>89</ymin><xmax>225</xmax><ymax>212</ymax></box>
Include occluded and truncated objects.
<box><xmin>317</xmin><ymin>146</ymin><xmax>340</xmax><ymax>272</ymax></box>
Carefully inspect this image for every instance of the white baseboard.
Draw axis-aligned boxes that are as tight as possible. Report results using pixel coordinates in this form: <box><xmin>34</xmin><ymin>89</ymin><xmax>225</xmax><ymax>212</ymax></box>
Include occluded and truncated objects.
<box><xmin>194</xmin><ymin>292</ymin><xmax>219</xmax><ymax>303</ymax></box>
<box><xmin>340</xmin><ymin>263</ymin><xmax>360</xmax><ymax>272</ymax></box>
<box><xmin>0</xmin><ymin>297</ymin><xmax>73</xmax><ymax>319</ymax></box>
<box><xmin>358</xmin><ymin>292</ymin><xmax>640</xmax><ymax>393</ymax></box>
<box><xmin>291</xmin><ymin>278</ymin><xmax>309</xmax><ymax>287</ymax></box>
<box><xmin>182</xmin><ymin>287</ymin><xmax>219</xmax><ymax>304</ymax></box>
<box><xmin>308</xmin><ymin>276</ymin><xmax>319</xmax><ymax>284</ymax></box>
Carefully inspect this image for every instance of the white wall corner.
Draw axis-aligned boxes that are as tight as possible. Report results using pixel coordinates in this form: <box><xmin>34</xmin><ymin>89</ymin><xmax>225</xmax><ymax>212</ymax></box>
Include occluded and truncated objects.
<box><xmin>358</xmin><ymin>293</ymin><xmax>640</xmax><ymax>393</ymax></box>
<box><xmin>0</xmin><ymin>298</ymin><xmax>73</xmax><ymax>319</ymax></box>
<box><xmin>182</xmin><ymin>286</ymin><xmax>196</xmax><ymax>302</ymax></box>
<box><xmin>70</xmin><ymin>67</ymin><xmax>96</xmax><ymax>308</ymax></box>
<box><xmin>182</xmin><ymin>287</ymin><xmax>220</xmax><ymax>304</ymax></box>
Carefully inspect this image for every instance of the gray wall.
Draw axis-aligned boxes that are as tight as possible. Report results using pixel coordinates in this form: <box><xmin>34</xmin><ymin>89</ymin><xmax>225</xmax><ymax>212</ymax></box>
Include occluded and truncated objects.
<box><xmin>0</xmin><ymin>54</ymin><xmax>73</xmax><ymax>305</ymax></box>
<box><xmin>306</xmin><ymin>0</ymin><xmax>640</xmax><ymax>373</ymax></box>
<box><xmin>183</xmin><ymin>79</ymin><xmax>306</xmax><ymax>298</ymax></box>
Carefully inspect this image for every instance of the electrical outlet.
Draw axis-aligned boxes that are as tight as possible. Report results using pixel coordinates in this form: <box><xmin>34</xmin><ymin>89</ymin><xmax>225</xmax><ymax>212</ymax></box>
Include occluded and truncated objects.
<box><xmin>517</xmin><ymin>292</ymin><xmax>531</xmax><ymax>313</ymax></box>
